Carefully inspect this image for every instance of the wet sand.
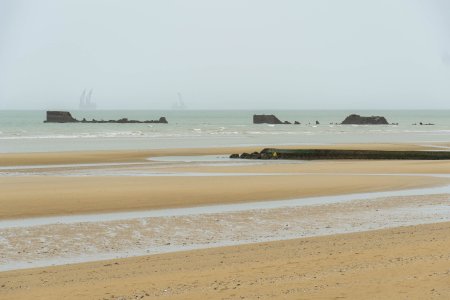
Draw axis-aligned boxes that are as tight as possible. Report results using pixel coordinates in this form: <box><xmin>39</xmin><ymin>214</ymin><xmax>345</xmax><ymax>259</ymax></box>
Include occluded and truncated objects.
<box><xmin>2</xmin><ymin>144</ymin><xmax>450</xmax><ymax>219</ymax></box>
<box><xmin>1</xmin><ymin>174</ymin><xmax>447</xmax><ymax>220</ymax></box>
<box><xmin>0</xmin><ymin>142</ymin><xmax>434</xmax><ymax>166</ymax></box>
<box><xmin>1</xmin><ymin>221</ymin><xmax>450</xmax><ymax>299</ymax></box>
<box><xmin>2</xmin><ymin>192</ymin><xmax>450</xmax><ymax>272</ymax></box>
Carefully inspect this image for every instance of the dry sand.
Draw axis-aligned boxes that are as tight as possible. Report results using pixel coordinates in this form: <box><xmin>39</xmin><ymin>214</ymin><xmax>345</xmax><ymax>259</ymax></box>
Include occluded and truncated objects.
<box><xmin>1</xmin><ymin>221</ymin><xmax>450</xmax><ymax>299</ymax></box>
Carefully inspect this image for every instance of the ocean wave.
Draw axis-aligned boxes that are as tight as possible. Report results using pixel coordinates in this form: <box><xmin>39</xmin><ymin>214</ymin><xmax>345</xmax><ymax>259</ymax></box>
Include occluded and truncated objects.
<box><xmin>0</xmin><ymin>132</ymin><xmax>161</xmax><ymax>140</ymax></box>
<box><xmin>207</xmin><ymin>131</ymin><xmax>239</xmax><ymax>135</ymax></box>
<box><xmin>2</xmin><ymin>126</ymin><xmax>450</xmax><ymax>141</ymax></box>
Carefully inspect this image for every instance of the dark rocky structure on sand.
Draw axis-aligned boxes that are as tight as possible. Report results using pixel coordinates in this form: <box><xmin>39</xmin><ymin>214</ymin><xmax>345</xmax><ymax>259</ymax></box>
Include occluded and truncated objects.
<box><xmin>230</xmin><ymin>148</ymin><xmax>450</xmax><ymax>160</ymax></box>
<box><xmin>253</xmin><ymin>114</ymin><xmax>299</xmax><ymax>125</ymax></box>
<box><xmin>341</xmin><ymin>114</ymin><xmax>389</xmax><ymax>125</ymax></box>
<box><xmin>44</xmin><ymin>111</ymin><xmax>168</xmax><ymax>124</ymax></box>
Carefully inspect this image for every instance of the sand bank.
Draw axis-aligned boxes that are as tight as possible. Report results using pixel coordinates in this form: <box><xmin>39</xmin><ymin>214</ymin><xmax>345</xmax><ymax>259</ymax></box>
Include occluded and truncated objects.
<box><xmin>2</xmin><ymin>143</ymin><xmax>450</xmax><ymax>219</ymax></box>
<box><xmin>0</xmin><ymin>143</ymin><xmax>433</xmax><ymax>166</ymax></box>
<box><xmin>1</xmin><ymin>174</ymin><xmax>447</xmax><ymax>220</ymax></box>
<box><xmin>156</xmin><ymin>159</ymin><xmax>450</xmax><ymax>175</ymax></box>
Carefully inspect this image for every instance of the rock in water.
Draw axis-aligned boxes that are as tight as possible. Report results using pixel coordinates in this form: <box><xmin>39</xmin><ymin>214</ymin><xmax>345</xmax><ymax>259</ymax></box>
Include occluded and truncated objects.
<box><xmin>157</xmin><ymin>117</ymin><xmax>168</xmax><ymax>124</ymax></box>
<box><xmin>44</xmin><ymin>111</ymin><xmax>168</xmax><ymax>124</ymax></box>
<box><xmin>253</xmin><ymin>114</ymin><xmax>283</xmax><ymax>124</ymax></box>
<box><xmin>341</xmin><ymin>114</ymin><xmax>389</xmax><ymax>125</ymax></box>
<box><xmin>45</xmin><ymin>111</ymin><xmax>78</xmax><ymax>123</ymax></box>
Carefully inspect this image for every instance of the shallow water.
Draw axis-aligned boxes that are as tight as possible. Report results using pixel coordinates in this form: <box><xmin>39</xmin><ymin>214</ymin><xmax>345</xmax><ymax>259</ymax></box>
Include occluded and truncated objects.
<box><xmin>2</xmin><ymin>110</ymin><xmax>450</xmax><ymax>152</ymax></box>
<box><xmin>0</xmin><ymin>162</ymin><xmax>147</xmax><ymax>171</ymax></box>
<box><xmin>2</xmin><ymin>154</ymin><xmax>450</xmax><ymax>178</ymax></box>
<box><xmin>1</xmin><ymin>193</ymin><xmax>449</xmax><ymax>272</ymax></box>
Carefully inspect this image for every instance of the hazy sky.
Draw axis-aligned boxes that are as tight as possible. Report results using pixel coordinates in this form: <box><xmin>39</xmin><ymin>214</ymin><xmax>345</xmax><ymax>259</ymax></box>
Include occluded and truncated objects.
<box><xmin>1</xmin><ymin>0</ymin><xmax>450</xmax><ymax>109</ymax></box>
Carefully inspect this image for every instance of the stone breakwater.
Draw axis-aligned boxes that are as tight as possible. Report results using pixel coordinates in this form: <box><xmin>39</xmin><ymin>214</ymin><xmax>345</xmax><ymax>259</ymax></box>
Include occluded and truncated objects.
<box><xmin>44</xmin><ymin>111</ymin><xmax>168</xmax><ymax>124</ymax></box>
<box><xmin>231</xmin><ymin>148</ymin><xmax>450</xmax><ymax>160</ymax></box>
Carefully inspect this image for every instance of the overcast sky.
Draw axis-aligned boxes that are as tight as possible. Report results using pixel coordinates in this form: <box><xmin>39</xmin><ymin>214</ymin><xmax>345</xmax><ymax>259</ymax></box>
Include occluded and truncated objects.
<box><xmin>0</xmin><ymin>0</ymin><xmax>449</xmax><ymax>110</ymax></box>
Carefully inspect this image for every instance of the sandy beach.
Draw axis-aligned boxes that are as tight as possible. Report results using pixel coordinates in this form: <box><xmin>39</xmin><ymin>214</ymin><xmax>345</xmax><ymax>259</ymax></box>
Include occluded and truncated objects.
<box><xmin>1</xmin><ymin>143</ymin><xmax>450</xmax><ymax>299</ymax></box>
<box><xmin>2</xmin><ymin>222</ymin><xmax>450</xmax><ymax>299</ymax></box>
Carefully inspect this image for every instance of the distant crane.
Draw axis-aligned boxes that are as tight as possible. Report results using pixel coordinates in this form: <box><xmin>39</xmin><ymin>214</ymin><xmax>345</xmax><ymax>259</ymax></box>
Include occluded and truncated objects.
<box><xmin>79</xmin><ymin>88</ymin><xmax>97</xmax><ymax>110</ymax></box>
<box><xmin>172</xmin><ymin>92</ymin><xmax>186</xmax><ymax>110</ymax></box>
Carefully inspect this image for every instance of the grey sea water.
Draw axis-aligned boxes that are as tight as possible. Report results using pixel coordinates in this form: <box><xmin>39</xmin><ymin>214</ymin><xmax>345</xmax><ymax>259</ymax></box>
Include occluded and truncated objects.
<box><xmin>1</xmin><ymin>110</ymin><xmax>450</xmax><ymax>153</ymax></box>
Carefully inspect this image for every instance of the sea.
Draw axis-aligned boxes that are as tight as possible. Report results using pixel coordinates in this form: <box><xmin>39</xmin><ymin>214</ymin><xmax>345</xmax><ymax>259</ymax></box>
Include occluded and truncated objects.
<box><xmin>1</xmin><ymin>110</ymin><xmax>450</xmax><ymax>153</ymax></box>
